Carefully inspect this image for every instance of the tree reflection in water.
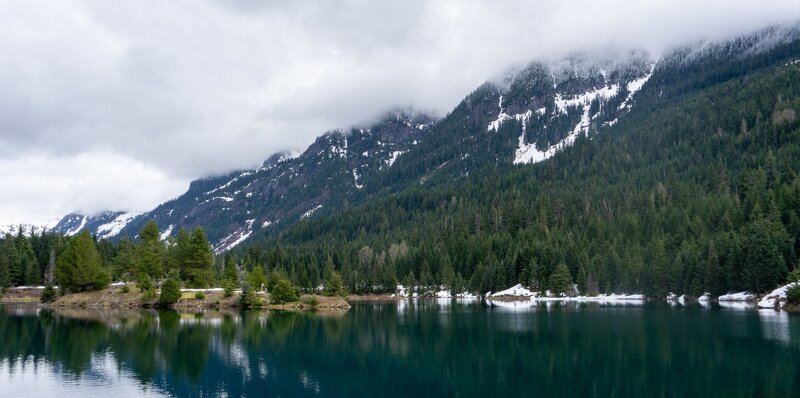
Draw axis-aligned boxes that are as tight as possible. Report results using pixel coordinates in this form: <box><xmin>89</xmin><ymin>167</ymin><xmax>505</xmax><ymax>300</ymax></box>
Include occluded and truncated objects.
<box><xmin>0</xmin><ymin>302</ymin><xmax>798</xmax><ymax>397</ymax></box>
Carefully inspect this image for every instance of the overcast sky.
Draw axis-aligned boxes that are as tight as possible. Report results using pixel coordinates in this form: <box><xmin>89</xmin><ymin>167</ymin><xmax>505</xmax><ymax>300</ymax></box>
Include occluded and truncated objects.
<box><xmin>1</xmin><ymin>0</ymin><xmax>799</xmax><ymax>225</ymax></box>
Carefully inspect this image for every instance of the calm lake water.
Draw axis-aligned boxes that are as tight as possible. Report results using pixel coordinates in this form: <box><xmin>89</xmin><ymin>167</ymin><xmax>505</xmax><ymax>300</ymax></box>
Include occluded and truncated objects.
<box><xmin>0</xmin><ymin>300</ymin><xmax>798</xmax><ymax>397</ymax></box>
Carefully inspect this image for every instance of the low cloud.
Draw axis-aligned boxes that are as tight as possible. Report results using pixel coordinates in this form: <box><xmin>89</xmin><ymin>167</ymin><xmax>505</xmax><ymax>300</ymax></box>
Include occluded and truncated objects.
<box><xmin>0</xmin><ymin>0</ymin><xmax>798</xmax><ymax>224</ymax></box>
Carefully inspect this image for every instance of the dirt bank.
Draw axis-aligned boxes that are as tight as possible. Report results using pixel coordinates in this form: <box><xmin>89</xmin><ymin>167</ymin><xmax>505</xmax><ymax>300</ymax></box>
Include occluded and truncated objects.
<box><xmin>0</xmin><ymin>287</ymin><xmax>44</xmax><ymax>303</ymax></box>
<box><xmin>49</xmin><ymin>286</ymin><xmax>350</xmax><ymax>311</ymax></box>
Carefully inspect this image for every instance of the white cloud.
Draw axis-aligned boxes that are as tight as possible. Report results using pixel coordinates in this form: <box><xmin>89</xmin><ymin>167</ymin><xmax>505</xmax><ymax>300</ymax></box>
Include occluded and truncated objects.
<box><xmin>0</xmin><ymin>0</ymin><xmax>798</xmax><ymax>224</ymax></box>
<box><xmin>0</xmin><ymin>151</ymin><xmax>186</xmax><ymax>225</ymax></box>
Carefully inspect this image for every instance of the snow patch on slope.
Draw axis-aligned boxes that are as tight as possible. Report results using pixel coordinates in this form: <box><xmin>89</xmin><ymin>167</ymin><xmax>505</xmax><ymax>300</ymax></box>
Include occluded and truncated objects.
<box><xmin>301</xmin><ymin>205</ymin><xmax>322</xmax><ymax>219</ymax></box>
<box><xmin>618</xmin><ymin>64</ymin><xmax>655</xmax><ymax>110</ymax></box>
<box><xmin>96</xmin><ymin>212</ymin><xmax>142</xmax><ymax>239</ymax></box>
<box><xmin>352</xmin><ymin>169</ymin><xmax>363</xmax><ymax>189</ymax></box>
<box><xmin>213</xmin><ymin>219</ymin><xmax>256</xmax><ymax>254</ymax></box>
<box><xmin>386</xmin><ymin>151</ymin><xmax>405</xmax><ymax>167</ymax></box>
<box><xmin>160</xmin><ymin>225</ymin><xmax>174</xmax><ymax>241</ymax></box>
<box><xmin>514</xmin><ymin>66</ymin><xmax>654</xmax><ymax>165</ymax></box>
<box><xmin>553</xmin><ymin>84</ymin><xmax>620</xmax><ymax>114</ymax></box>
<box><xmin>66</xmin><ymin>216</ymin><xmax>87</xmax><ymax>236</ymax></box>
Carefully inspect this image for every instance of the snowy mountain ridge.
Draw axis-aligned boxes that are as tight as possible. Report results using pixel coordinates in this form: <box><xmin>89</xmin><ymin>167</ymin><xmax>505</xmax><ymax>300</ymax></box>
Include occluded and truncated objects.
<box><xmin>46</xmin><ymin>23</ymin><xmax>800</xmax><ymax>253</ymax></box>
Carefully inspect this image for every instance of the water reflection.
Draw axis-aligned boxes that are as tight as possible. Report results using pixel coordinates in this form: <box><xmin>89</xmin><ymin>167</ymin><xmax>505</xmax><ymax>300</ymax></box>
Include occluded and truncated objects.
<box><xmin>1</xmin><ymin>302</ymin><xmax>799</xmax><ymax>397</ymax></box>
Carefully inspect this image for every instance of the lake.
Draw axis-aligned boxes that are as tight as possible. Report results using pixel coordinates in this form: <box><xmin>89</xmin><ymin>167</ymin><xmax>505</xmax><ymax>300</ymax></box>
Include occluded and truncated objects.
<box><xmin>0</xmin><ymin>300</ymin><xmax>798</xmax><ymax>397</ymax></box>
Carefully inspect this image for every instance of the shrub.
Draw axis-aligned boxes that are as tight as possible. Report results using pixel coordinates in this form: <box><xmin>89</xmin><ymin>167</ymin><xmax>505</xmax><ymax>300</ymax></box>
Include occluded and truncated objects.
<box><xmin>301</xmin><ymin>295</ymin><xmax>320</xmax><ymax>306</ymax></box>
<box><xmin>120</xmin><ymin>284</ymin><xmax>130</xmax><ymax>294</ymax></box>
<box><xmin>270</xmin><ymin>278</ymin><xmax>298</xmax><ymax>304</ymax></box>
<box><xmin>323</xmin><ymin>269</ymin><xmax>346</xmax><ymax>297</ymax></box>
<box><xmin>40</xmin><ymin>285</ymin><xmax>57</xmax><ymax>303</ymax></box>
<box><xmin>137</xmin><ymin>273</ymin><xmax>153</xmax><ymax>292</ymax></box>
<box><xmin>223</xmin><ymin>280</ymin><xmax>234</xmax><ymax>298</ymax></box>
<box><xmin>143</xmin><ymin>289</ymin><xmax>156</xmax><ymax>300</ymax></box>
<box><xmin>159</xmin><ymin>278</ymin><xmax>181</xmax><ymax>306</ymax></box>
<box><xmin>239</xmin><ymin>282</ymin><xmax>258</xmax><ymax>308</ymax></box>
<box><xmin>195</xmin><ymin>291</ymin><xmax>205</xmax><ymax>300</ymax></box>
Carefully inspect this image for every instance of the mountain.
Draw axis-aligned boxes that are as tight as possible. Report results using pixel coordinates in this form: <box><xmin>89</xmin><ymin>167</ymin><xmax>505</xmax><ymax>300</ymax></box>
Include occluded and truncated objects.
<box><xmin>0</xmin><ymin>222</ymin><xmax>58</xmax><ymax>238</ymax></box>
<box><xmin>50</xmin><ymin>211</ymin><xmax>141</xmax><ymax>239</ymax></box>
<box><xmin>52</xmin><ymin>110</ymin><xmax>435</xmax><ymax>253</ymax></box>
<box><xmin>51</xmin><ymin>50</ymin><xmax>654</xmax><ymax>252</ymax></box>
<box><xmin>50</xmin><ymin>24</ymin><xmax>800</xmax><ymax>300</ymax></box>
<box><xmin>235</xmin><ymin>24</ymin><xmax>800</xmax><ymax>297</ymax></box>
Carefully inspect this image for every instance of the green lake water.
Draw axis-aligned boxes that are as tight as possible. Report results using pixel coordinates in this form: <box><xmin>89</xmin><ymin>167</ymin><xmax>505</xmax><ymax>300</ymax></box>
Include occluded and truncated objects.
<box><xmin>0</xmin><ymin>300</ymin><xmax>798</xmax><ymax>397</ymax></box>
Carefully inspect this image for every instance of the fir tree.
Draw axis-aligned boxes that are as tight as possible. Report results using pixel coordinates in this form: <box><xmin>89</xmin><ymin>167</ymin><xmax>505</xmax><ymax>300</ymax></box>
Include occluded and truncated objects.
<box><xmin>55</xmin><ymin>231</ymin><xmax>109</xmax><ymax>293</ymax></box>
<box><xmin>159</xmin><ymin>275</ymin><xmax>182</xmax><ymax>306</ymax></box>
<box><xmin>323</xmin><ymin>256</ymin><xmax>346</xmax><ymax>297</ymax></box>
<box><xmin>182</xmin><ymin>227</ymin><xmax>214</xmax><ymax>288</ymax></box>
<box><xmin>419</xmin><ymin>261</ymin><xmax>435</xmax><ymax>295</ymax></box>
<box><xmin>269</xmin><ymin>276</ymin><xmax>298</xmax><ymax>304</ymax></box>
<box><xmin>137</xmin><ymin>221</ymin><xmax>164</xmax><ymax>280</ymax></box>
<box><xmin>548</xmin><ymin>263</ymin><xmax>573</xmax><ymax>297</ymax></box>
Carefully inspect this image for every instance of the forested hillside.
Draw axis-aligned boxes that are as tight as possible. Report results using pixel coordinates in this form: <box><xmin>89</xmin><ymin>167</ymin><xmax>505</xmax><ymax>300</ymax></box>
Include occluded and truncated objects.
<box><xmin>236</xmin><ymin>30</ymin><xmax>800</xmax><ymax>298</ymax></box>
<box><xmin>4</xmin><ymin>27</ymin><xmax>800</xmax><ymax>300</ymax></box>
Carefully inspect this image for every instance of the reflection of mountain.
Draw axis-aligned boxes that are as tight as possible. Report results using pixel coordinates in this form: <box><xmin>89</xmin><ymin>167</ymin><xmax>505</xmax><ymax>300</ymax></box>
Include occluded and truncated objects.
<box><xmin>0</xmin><ymin>304</ymin><xmax>799</xmax><ymax>396</ymax></box>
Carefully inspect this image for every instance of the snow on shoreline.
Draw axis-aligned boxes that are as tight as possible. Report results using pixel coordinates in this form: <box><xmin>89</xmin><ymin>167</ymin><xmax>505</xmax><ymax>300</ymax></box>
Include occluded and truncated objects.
<box><xmin>491</xmin><ymin>284</ymin><xmax>536</xmax><ymax>297</ymax></box>
<box><xmin>718</xmin><ymin>291</ymin><xmax>756</xmax><ymax>302</ymax></box>
<box><xmin>758</xmin><ymin>283</ymin><xmax>797</xmax><ymax>309</ymax></box>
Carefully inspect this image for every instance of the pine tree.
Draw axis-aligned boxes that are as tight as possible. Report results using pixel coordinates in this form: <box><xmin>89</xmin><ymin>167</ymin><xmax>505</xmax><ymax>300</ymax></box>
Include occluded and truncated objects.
<box><xmin>182</xmin><ymin>227</ymin><xmax>214</xmax><ymax>288</ymax></box>
<box><xmin>247</xmin><ymin>266</ymin><xmax>267</xmax><ymax>292</ymax></box>
<box><xmin>402</xmin><ymin>271</ymin><xmax>416</xmax><ymax>297</ymax></box>
<box><xmin>159</xmin><ymin>275</ymin><xmax>182</xmax><ymax>306</ymax></box>
<box><xmin>270</xmin><ymin>276</ymin><xmax>298</xmax><ymax>304</ymax></box>
<box><xmin>548</xmin><ymin>263</ymin><xmax>573</xmax><ymax>297</ymax></box>
<box><xmin>419</xmin><ymin>261</ymin><xmax>435</xmax><ymax>295</ymax></box>
<box><xmin>17</xmin><ymin>236</ymin><xmax>40</xmax><ymax>286</ymax></box>
<box><xmin>239</xmin><ymin>282</ymin><xmax>258</xmax><ymax>308</ymax></box>
<box><xmin>649</xmin><ymin>239</ymin><xmax>672</xmax><ymax>299</ymax></box>
<box><xmin>55</xmin><ymin>230</ymin><xmax>109</xmax><ymax>293</ymax></box>
<box><xmin>742</xmin><ymin>218</ymin><xmax>787</xmax><ymax>293</ymax></box>
<box><xmin>111</xmin><ymin>238</ymin><xmax>137</xmax><ymax>281</ymax></box>
<box><xmin>0</xmin><ymin>238</ymin><xmax>12</xmax><ymax>289</ymax></box>
<box><xmin>223</xmin><ymin>253</ymin><xmax>238</xmax><ymax>286</ymax></box>
<box><xmin>323</xmin><ymin>256</ymin><xmax>346</xmax><ymax>297</ymax></box>
<box><xmin>705</xmin><ymin>242</ymin><xmax>727</xmax><ymax>296</ymax></box>
<box><xmin>137</xmin><ymin>221</ymin><xmax>164</xmax><ymax>280</ymax></box>
<box><xmin>438</xmin><ymin>261</ymin><xmax>456</xmax><ymax>291</ymax></box>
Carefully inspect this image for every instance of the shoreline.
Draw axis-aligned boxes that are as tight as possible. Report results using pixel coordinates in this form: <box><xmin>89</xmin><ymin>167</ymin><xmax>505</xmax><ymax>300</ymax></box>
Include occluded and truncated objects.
<box><xmin>1</xmin><ymin>285</ymin><xmax>350</xmax><ymax>311</ymax></box>
<box><xmin>2</xmin><ymin>285</ymin><xmax>796</xmax><ymax>313</ymax></box>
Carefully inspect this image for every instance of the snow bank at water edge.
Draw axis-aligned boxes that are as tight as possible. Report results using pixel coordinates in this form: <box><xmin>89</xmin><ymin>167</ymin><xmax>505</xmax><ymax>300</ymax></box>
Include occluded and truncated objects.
<box><xmin>395</xmin><ymin>285</ymin><xmax>478</xmax><ymax>299</ymax></box>
<box><xmin>532</xmin><ymin>294</ymin><xmax>644</xmax><ymax>304</ymax></box>
<box><xmin>757</xmin><ymin>283</ymin><xmax>797</xmax><ymax>309</ymax></box>
<box><xmin>666</xmin><ymin>292</ymin><xmax>678</xmax><ymax>301</ymax></box>
<box><xmin>491</xmin><ymin>284</ymin><xmax>536</xmax><ymax>297</ymax></box>
<box><xmin>718</xmin><ymin>291</ymin><xmax>756</xmax><ymax>302</ymax></box>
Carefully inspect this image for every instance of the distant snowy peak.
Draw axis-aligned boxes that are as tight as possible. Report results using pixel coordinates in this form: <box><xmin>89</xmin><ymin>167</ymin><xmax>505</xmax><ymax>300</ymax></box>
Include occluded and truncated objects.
<box><xmin>661</xmin><ymin>22</ymin><xmax>800</xmax><ymax>68</ymax></box>
<box><xmin>110</xmin><ymin>109</ymin><xmax>436</xmax><ymax>253</ymax></box>
<box><xmin>0</xmin><ymin>219</ymin><xmax>61</xmax><ymax>237</ymax></box>
<box><xmin>50</xmin><ymin>211</ymin><xmax>143</xmax><ymax>238</ymax></box>
<box><xmin>95</xmin><ymin>212</ymin><xmax>142</xmax><ymax>239</ymax></box>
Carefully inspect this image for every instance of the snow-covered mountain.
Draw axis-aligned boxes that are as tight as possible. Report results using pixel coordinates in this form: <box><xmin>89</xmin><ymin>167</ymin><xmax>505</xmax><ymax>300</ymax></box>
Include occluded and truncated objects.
<box><xmin>50</xmin><ymin>211</ymin><xmax>141</xmax><ymax>239</ymax></box>
<box><xmin>47</xmin><ymin>23</ymin><xmax>800</xmax><ymax>254</ymax></box>
<box><xmin>487</xmin><ymin>52</ymin><xmax>655</xmax><ymax>165</ymax></box>
<box><xmin>52</xmin><ymin>110</ymin><xmax>435</xmax><ymax>253</ymax></box>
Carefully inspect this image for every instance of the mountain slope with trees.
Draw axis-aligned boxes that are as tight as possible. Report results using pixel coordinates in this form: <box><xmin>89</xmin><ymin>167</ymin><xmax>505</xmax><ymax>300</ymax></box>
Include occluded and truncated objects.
<box><xmin>5</xmin><ymin>25</ymin><xmax>800</xmax><ymax>301</ymax></box>
<box><xmin>234</xmin><ymin>26</ymin><xmax>800</xmax><ymax>298</ymax></box>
